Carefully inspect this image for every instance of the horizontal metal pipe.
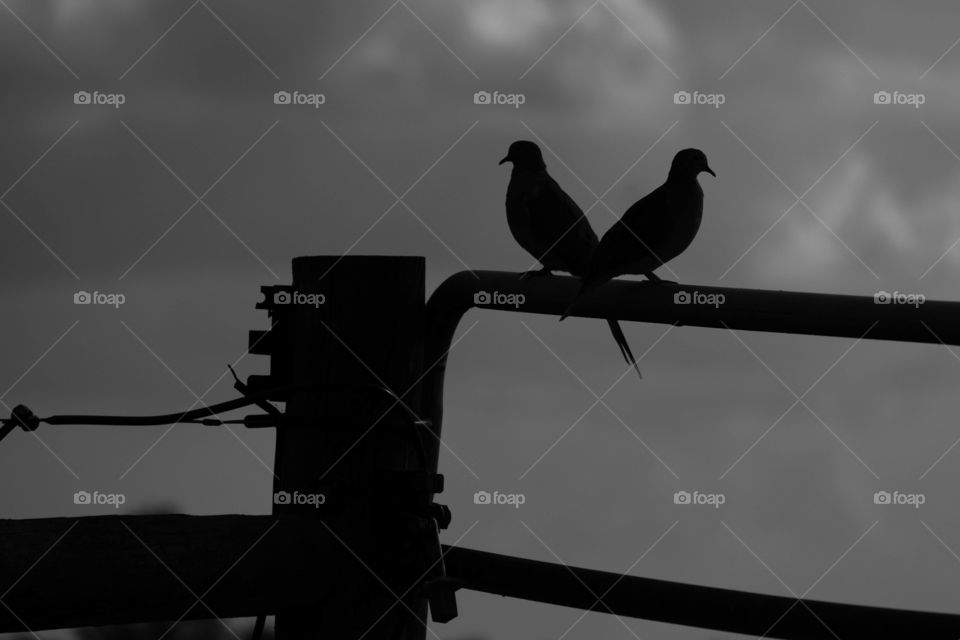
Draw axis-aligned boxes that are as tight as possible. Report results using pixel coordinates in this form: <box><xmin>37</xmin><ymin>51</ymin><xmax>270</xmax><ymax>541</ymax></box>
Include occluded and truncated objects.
<box><xmin>423</xmin><ymin>271</ymin><xmax>959</xmax><ymax>468</ymax></box>
<box><xmin>420</xmin><ymin>271</ymin><xmax>960</xmax><ymax>636</ymax></box>
<box><xmin>443</xmin><ymin>545</ymin><xmax>960</xmax><ymax>639</ymax></box>
<box><xmin>433</xmin><ymin>271</ymin><xmax>958</xmax><ymax>345</ymax></box>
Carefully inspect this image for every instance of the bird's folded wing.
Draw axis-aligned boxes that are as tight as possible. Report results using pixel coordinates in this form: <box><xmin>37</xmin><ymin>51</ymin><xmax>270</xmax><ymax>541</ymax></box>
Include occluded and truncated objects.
<box><xmin>527</xmin><ymin>176</ymin><xmax>599</xmax><ymax>274</ymax></box>
<box><xmin>591</xmin><ymin>186</ymin><xmax>674</xmax><ymax>279</ymax></box>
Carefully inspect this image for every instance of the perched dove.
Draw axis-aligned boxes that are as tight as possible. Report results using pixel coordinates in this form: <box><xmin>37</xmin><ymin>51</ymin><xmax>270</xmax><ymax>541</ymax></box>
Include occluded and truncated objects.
<box><xmin>562</xmin><ymin>148</ymin><xmax>715</xmax><ymax>320</ymax></box>
<box><xmin>500</xmin><ymin>140</ymin><xmax>642</xmax><ymax>379</ymax></box>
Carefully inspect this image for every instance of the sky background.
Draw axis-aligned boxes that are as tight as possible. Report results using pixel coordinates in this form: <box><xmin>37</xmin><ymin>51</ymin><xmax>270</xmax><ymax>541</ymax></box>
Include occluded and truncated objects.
<box><xmin>4</xmin><ymin>1</ymin><xmax>960</xmax><ymax>638</ymax></box>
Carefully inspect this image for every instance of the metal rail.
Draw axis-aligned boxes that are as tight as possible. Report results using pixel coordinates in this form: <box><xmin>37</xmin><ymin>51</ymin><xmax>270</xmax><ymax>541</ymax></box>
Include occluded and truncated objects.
<box><xmin>442</xmin><ymin>545</ymin><xmax>960</xmax><ymax>640</ymax></box>
<box><xmin>423</xmin><ymin>270</ymin><xmax>960</xmax><ymax>638</ymax></box>
<box><xmin>424</xmin><ymin>271</ymin><xmax>959</xmax><ymax>463</ymax></box>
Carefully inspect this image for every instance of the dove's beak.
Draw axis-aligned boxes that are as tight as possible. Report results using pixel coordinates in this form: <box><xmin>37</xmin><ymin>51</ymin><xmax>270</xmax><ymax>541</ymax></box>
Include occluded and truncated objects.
<box><xmin>705</xmin><ymin>165</ymin><xmax>716</xmax><ymax>177</ymax></box>
<box><xmin>498</xmin><ymin>155</ymin><xmax>510</xmax><ymax>165</ymax></box>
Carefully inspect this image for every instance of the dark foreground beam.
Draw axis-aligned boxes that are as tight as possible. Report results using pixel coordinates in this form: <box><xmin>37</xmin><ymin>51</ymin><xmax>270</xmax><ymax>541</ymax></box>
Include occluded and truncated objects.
<box><xmin>0</xmin><ymin>515</ymin><xmax>346</xmax><ymax>633</ymax></box>
<box><xmin>1</xmin><ymin>516</ymin><xmax>957</xmax><ymax>639</ymax></box>
<box><xmin>442</xmin><ymin>545</ymin><xmax>960</xmax><ymax>640</ymax></box>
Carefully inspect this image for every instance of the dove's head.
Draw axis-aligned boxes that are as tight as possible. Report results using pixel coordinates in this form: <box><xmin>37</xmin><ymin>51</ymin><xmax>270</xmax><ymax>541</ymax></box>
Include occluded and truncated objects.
<box><xmin>499</xmin><ymin>140</ymin><xmax>546</xmax><ymax>170</ymax></box>
<box><xmin>669</xmin><ymin>148</ymin><xmax>716</xmax><ymax>180</ymax></box>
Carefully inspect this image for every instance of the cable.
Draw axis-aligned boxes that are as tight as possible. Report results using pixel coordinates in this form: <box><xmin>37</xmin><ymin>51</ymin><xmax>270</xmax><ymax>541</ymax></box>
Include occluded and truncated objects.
<box><xmin>2</xmin><ymin>374</ymin><xmax>438</xmax><ymax>640</ymax></box>
<box><xmin>0</xmin><ymin>379</ymin><xmax>431</xmax><ymax>465</ymax></box>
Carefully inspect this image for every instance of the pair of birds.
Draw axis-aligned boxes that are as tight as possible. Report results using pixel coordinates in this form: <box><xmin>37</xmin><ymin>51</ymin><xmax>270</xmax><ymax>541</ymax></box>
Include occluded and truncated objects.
<box><xmin>500</xmin><ymin>140</ymin><xmax>715</xmax><ymax>379</ymax></box>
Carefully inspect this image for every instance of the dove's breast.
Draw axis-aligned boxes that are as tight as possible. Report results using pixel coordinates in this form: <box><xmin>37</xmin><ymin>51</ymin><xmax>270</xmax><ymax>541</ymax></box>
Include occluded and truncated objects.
<box><xmin>505</xmin><ymin>182</ymin><xmax>548</xmax><ymax>262</ymax></box>
<box><xmin>662</xmin><ymin>184</ymin><xmax>704</xmax><ymax>261</ymax></box>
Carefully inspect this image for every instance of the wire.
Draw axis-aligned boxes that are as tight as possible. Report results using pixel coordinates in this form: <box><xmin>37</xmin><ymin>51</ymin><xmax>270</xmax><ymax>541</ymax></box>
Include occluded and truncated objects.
<box><xmin>1</xmin><ymin>381</ymin><xmax>431</xmax><ymax>466</ymax></box>
<box><xmin>6</xmin><ymin>382</ymin><xmax>417</xmax><ymax>425</ymax></box>
<box><xmin>1</xmin><ymin>376</ymin><xmax>437</xmax><ymax>640</ymax></box>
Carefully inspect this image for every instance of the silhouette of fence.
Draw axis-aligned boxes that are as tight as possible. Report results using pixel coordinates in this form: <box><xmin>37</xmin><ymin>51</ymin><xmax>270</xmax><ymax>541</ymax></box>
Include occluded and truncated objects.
<box><xmin>2</xmin><ymin>256</ymin><xmax>959</xmax><ymax>639</ymax></box>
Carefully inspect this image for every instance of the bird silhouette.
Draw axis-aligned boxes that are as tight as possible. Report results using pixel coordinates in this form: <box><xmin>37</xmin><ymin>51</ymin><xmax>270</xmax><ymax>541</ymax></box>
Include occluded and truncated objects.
<box><xmin>500</xmin><ymin>140</ymin><xmax>642</xmax><ymax>379</ymax></box>
<box><xmin>561</xmin><ymin>148</ymin><xmax>715</xmax><ymax>320</ymax></box>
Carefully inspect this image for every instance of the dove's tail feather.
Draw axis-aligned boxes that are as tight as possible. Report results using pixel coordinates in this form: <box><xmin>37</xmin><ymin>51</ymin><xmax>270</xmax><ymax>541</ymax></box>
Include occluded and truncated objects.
<box><xmin>560</xmin><ymin>278</ymin><xmax>595</xmax><ymax>321</ymax></box>
<box><xmin>607</xmin><ymin>319</ymin><xmax>642</xmax><ymax>380</ymax></box>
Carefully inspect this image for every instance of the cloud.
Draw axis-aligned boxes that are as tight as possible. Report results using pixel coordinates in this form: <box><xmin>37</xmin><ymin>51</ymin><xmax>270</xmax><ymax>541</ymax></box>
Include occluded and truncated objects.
<box><xmin>464</xmin><ymin>0</ymin><xmax>553</xmax><ymax>50</ymax></box>
<box><xmin>750</xmin><ymin>147</ymin><xmax>960</xmax><ymax>288</ymax></box>
<box><xmin>464</xmin><ymin>0</ymin><xmax>674</xmax><ymax>54</ymax></box>
<box><xmin>48</xmin><ymin>0</ymin><xmax>144</xmax><ymax>31</ymax></box>
<box><xmin>329</xmin><ymin>0</ymin><xmax>679</xmax><ymax>124</ymax></box>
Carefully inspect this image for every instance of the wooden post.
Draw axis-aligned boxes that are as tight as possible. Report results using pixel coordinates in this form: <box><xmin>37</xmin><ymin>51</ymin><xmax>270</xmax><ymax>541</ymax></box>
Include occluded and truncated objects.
<box><xmin>270</xmin><ymin>256</ymin><xmax>427</xmax><ymax>639</ymax></box>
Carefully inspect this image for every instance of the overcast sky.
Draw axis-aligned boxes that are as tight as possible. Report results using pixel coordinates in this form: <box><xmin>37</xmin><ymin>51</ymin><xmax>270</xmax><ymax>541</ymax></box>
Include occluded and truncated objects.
<box><xmin>4</xmin><ymin>1</ymin><xmax>960</xmax><ymax>638</ymax></box>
